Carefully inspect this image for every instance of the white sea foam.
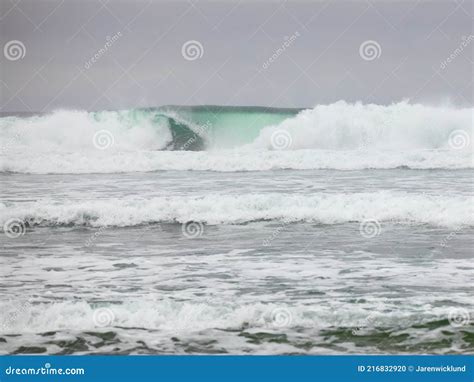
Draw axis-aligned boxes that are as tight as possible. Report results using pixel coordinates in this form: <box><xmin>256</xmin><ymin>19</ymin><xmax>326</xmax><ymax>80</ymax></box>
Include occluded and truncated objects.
<box><xmin>250</xmin><ymin>101</ymin><xmax>473</xmax><ymax>151</ymax></box>
<box><xmin>0</xmin><ymin>102</ymin><xmax>472</xmax><ymax>173</ymax></box>
<box><xmin>1</xmin><ymin>297</ymin><xmax>469</xmax><ymax>335</ymax></box>
<box><xmin>0</xmin><ymin>109</ymin><xmax>172</xmax><ymax>153</ymax></box>
<box><xmin>0</xmin><ymin>192</ymin><xmax>471</xmax><ymax>228</ymax></box>
<box><xmin>0</xmin><ymin>149</ymin><xmax>472</xmax><ymax>173</ymax></box>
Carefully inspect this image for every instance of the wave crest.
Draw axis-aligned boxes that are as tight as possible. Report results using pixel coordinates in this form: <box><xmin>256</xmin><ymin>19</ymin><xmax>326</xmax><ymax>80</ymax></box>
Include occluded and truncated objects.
<box><xmin>1</xmin><ymin>192</ymin><xmax>471</xmax><ymax>228</ymax></box>
<box><xmin>249</xmin><ymin>101</ymin><xmax>473</xmax><ymax>151</ymax></box>
<box><xmin>1</xmin><ymin>102</ymin><xmax>472</xmax><ymax>173</ymax></box>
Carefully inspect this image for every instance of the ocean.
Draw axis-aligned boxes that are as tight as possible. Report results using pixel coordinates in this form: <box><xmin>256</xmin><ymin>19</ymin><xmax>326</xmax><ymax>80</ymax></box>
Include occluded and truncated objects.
<box><xmin>0</xmin><ymin>102</ymin><xmax>473</xmax><ymax>354</ymax></box>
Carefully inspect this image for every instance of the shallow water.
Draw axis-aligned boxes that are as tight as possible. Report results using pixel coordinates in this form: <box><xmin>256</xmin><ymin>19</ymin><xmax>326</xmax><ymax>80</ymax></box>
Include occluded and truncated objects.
<box><xmin>1</xmin><ymin>169</ymin><xmax>473</xmax><ymax>354</ymax></box>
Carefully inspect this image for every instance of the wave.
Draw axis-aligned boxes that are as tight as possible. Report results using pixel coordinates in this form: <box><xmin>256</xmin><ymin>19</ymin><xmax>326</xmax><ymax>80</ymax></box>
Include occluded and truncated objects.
<box><xmin>249</xmin><ymin>101</ymin><xmax>473</xmax><ymax>151</ymax></box>
<box><xmin>1</xmin><ymin>296</ymin><xmax>470</xmax><ymax>335</ymax></box>
<box><xmin>1</xmin><ymin>192</ymin><xmax>472</xmax><ymax>228</ymax></box>
<box><xmin>2</xmin><ymin>297</ymin><xmax>471</xmax><ymax>354</ymax></box>
<box><xmin>0</xmin><ymin>105</ymin><xmax>298</xmax><ymax>152</ymax></box>
<box><xmin>0</xmin><ymin>102</ymin><xmax>472</xmax><ymax>173</ymax></box>
<box><xmin>0</xmin><ymin>149</ymin><xmax>470</xmax><ymax>173</ymax></box>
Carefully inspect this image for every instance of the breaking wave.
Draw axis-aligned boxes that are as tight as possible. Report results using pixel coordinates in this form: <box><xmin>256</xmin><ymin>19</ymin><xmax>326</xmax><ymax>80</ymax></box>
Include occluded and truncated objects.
<box><xmin>0</xmin><ymin>192</ymin><xmax>472</xmax><ymax>228</ymax></box>
<box><xmin>0</xmin><ymin>101</ymin><xmax>472</xmax><ymax>173</ymax></box>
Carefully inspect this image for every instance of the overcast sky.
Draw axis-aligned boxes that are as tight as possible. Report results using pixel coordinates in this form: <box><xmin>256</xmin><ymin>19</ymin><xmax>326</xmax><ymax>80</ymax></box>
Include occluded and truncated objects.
<box><xmin>0</xmin><ymin>0</ymin><xmax>472</xmax><ymax>112</ymax></box>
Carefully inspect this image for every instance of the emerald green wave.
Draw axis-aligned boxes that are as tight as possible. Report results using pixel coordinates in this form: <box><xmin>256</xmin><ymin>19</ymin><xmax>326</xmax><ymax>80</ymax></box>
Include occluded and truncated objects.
<box><xmin>93</xmin><ymin>105</ymin><xmax>301</xmax><ymax>150</ymax></box>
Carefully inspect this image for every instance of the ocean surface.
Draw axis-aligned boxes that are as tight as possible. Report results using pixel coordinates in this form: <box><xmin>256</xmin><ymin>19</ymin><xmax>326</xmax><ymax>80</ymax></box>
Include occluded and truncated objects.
<box><xmin>0</xmin><ymin>102</ymin><xmax>473</xmax><ymax>354</ymax></box>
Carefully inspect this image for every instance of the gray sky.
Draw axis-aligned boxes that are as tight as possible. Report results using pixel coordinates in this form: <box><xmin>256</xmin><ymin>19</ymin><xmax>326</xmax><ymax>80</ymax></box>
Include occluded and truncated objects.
<box><xmin>1</xmin><ymin>0</ymin><xmax>473</xmax><ymax>112</ymax></box>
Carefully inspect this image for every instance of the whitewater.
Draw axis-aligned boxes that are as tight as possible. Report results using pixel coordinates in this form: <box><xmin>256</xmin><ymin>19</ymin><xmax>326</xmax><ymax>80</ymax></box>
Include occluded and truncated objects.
<box><xmin>1</xmin><ymin>101</ymin><xmax>473</xmax><ymax>355</ymax></box>
<box><xmin>0</xmin><ymin>101</ymin><xmax>472</xmax><ymax>173</ymax></box>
